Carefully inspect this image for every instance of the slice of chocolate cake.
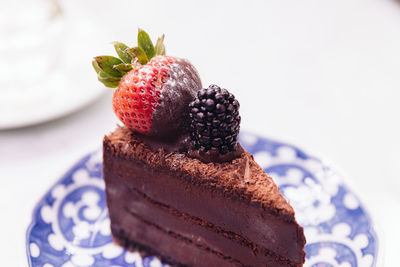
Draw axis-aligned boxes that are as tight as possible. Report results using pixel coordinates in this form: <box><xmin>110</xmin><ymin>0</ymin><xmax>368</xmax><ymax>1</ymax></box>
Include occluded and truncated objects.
<box><xmin>94</xmin><ymin>29</ymin><xmax>305</xmax><ymax>266</ymax></box>
<box><xmin>104</xmin><ymin>127</ymin><xmax>305</xmax><ymax>266</ymax></box>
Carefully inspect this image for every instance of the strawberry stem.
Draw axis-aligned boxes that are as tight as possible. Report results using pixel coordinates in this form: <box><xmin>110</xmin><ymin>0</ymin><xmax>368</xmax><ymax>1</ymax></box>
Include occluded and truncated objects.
<box><xmin>126</xmin><ymin>47</ymin><xmax>149</xmax><ymax>65</ymax></box>
<box><xmin>138</xmin><ymin>29</ymin><xmax>155</xmax><ymax>60</ymax></box>
<box><xmin>93</xmin><ymin>29</ymin><xmax>165</xmax><ymax>88</ymax></box>
<box><xmin>93</xmin><ymin>56</ymin><xmax>123</xmax><ymax>77</ymax></box>
<box><xmin>113</xmin><ymin>42</ymin><xmax>132</xmax><ymax>64</ymax></box>
<box><xmin>155</xmin><ymin>34</ymin><xmax>166</xmax><ymax>56</ymax></box>
<box><xmin>113</xmin><ymin>63</ymin><xmax>133</xmax><ymax>74</ymax></box>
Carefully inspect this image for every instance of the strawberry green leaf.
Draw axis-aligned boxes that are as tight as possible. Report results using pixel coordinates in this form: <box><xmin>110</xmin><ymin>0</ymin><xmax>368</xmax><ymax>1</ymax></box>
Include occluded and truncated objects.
<box><xmin>113</xmin><ymin>42</ymin><xmax>132</xmax><ymax>64</ymax></box>
<box><xmin>93</xmin><ymin>56</ymin><xmax>123</xmax><ymax>77</ymax></box>
<box><xmin>155</xmin><ymin>34</ymin><xmax>166</xmax><ymax>56</ymax></box>
<box><xmin>113</xmin><ymin>63</ymin><xmax>133</xmax><ymax>74</ymax></box>
<box><xmin>92</xmin><ymin>59</ymin><xmax>102</xmax><ymax>74</ymax></box>
<box><xmin>138</xmin><ymin>29</ymin><xmax>155</xmax><ymax>60</ymax></box>
<box><xmin>97</xmin><ymin>71</ymin><xmax>120</xmax><ymax>88</ymax></box>
<box><xmin>126</xmin><ymin>47</ymin><xmax>149</xmax><ymax>65</ymax></box>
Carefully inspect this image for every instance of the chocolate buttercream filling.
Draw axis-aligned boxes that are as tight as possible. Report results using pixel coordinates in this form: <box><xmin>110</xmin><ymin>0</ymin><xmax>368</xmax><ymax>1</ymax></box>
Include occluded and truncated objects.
<box><xmin>124</xmin><ymin>208</ymin><xmax>245</xmax><ymax>266</ymax></box>
<box><xmin>125</xmin><ymin>186</ymin><xmax>296</xmax><ymax>266</ymax></box>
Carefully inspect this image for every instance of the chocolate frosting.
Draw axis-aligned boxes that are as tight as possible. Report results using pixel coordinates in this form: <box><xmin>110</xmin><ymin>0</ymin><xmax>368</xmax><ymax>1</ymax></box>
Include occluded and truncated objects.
<box><xmin>124</xmin><ymin>127</ymin><xmax>244</xmax><ymax>164</ymax></box>
<box><xmin>188</xmin><ymin>143</ymin><xmax>245</xmax><ymax>163</ymax></box>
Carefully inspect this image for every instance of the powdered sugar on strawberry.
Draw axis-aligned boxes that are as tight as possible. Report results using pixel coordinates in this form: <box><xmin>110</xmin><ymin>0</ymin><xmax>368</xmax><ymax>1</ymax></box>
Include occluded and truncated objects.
<box><xmin>112</xmin><ymin>56</ymin><xmax>201</xmax><ymax>138</ymax></box>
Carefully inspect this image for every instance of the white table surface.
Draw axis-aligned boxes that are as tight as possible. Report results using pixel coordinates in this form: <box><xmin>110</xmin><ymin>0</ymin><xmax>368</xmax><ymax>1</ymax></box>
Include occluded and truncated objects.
<box><xmin>1</xmin><ymin>0</ymin><xmax>399</xmax><ymax>266</ymax></box>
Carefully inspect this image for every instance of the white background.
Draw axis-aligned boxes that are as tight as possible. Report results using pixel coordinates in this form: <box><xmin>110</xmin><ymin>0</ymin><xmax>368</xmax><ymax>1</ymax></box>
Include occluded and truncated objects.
<box><xmin>1</xmin><ymin>0</ymin><xmax>399</xmax><ymax>266</ymax></box>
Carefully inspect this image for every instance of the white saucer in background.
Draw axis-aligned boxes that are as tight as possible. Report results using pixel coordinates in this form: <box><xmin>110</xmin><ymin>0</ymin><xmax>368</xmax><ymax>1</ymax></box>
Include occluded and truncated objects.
<box><xmin>0</xmin><ymin>2</ymin><xmax>107</xmax><ymax>130</ymax></box>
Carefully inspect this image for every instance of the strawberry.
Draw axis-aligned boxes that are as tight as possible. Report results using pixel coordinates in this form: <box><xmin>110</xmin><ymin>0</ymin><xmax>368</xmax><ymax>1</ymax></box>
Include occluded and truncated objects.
<box><xmin>92</xmin><ymin>29</ymin><xmax>202</xmax><ymax>138</ymax></box>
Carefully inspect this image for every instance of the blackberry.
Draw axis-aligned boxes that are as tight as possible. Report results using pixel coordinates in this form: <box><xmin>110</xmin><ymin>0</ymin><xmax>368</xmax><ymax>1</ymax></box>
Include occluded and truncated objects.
<box><xmin>189</xmin><ymin>84</ymin><xmax>241</xmax><ymax>154</ymax></box>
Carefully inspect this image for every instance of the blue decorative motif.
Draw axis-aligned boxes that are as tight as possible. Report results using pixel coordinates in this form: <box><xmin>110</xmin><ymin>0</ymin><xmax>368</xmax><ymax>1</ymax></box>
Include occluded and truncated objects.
<box><xmin>26</xmin><ymin>133</ymin><xmax>379</xmax><ymax>266</ymax></box>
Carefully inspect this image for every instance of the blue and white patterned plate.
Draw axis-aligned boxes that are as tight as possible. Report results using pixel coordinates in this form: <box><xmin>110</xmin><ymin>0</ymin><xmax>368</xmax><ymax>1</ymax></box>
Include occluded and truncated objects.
<box><xmin>26</xmin><ymin>133</ymin><xmax>379</xmax><ymax>267</ymax></box>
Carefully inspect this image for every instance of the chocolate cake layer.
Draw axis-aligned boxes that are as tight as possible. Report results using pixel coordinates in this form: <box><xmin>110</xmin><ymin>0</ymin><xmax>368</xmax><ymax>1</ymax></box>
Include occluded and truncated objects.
<box><xmin>112</xmin><ymin>208</ymin><xmax>290</xmax><ymax>267</ymax></box>
<box><xmin>103</xmin><ymin>126</ymin><xmax>306</xmax><ymax>266</ymax></box>
<box><xmin>107</xmin><ymin>169</ymin><xmax>294</xmax><ymax>266</ymax></box>
<box><xmin>111</xmin><ymin>214</ymin><xmax>232</xmax><ymax>266</ymax></box>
